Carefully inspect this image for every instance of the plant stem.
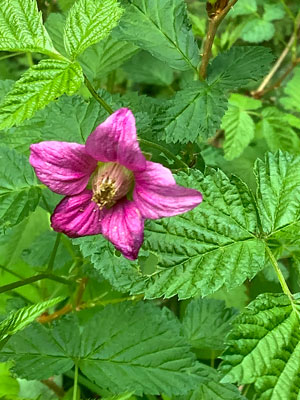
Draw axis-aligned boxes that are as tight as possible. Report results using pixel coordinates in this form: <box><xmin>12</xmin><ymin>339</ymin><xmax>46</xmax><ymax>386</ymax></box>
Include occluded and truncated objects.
<box><xmin>65</xmin><ymin>370</ymin><xmax>109</xmax><ymax>397</ymax></box>
<box><xmin>0</xmin><ymin>273</ymin><xmax>71</xmax><ymax>294</ymax></box>
<box><xmin>84</xmin><ymin>75</ymin><xmax>114</xmax><ymax>114</ymax></box>
<box><xmin>42</xmin><ymin>379</ymin><xmax>65</xmax><ymax>399</ymax></box>
<box><xmin>266</xmin><ymin>246</ymin><xmax>299</xmax><ymax>315</ymax></box>
<box><xmin>139</xmin><ymin>138</ymin><xmax>189</xmax><ymax>171</ymax></box>
<box><xmin>73</xmin><ymin>363</ymin><xmax>79</xmax><ymax>400</ymax></box>
<box><xmin>26</xmin><ymin>52</ymin><xmax>34</xmax><ymax>67</ymax></box>
<box><xmin>47</xmin><ymin>233</ymin><xmax>62</xmax><ymax>272</ymax></box>
<box><xmin>199</xmin><ymin>0</ymin><xmax>239</xmax><ymax>79</ymax></box>
<box><xmin>0</xmin><ymin>52</ymin><xmax>24</xmax><ymax>61</ymax></box>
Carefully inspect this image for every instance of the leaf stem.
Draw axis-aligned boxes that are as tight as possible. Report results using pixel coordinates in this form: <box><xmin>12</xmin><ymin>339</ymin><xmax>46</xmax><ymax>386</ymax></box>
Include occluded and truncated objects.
<box><xmin>199</xmin><ymin>0</ymin><xmax>239</xmax><ymax>79</ymax></box>
<box><xmin>0</xmin><ymin>273</ymin><xmax>72</xmax><ymax>294</ymax></box>
<box><xmin>139</xmin><ymin>138</ymin><xmax>189</xmax><ymax>171</ymax></box>
<box><xmin>65</xmin><ymin>370</ymin><xmax>108</xmax><ymax>397</ymax></box>
<box><xmin>73</xmin><ymin>363</ymin><xmax>79</xmax><ymax>400</ymax></box>
<box><xmin>84</xmin><ymin>75</ymin><xmax>114</xmax><ymax>114</ymax></box>
<box><xmin>0</xmin><ymin>52</ymin><xmax>25</xmax><ymax>61</ymax></box>
<box><xmin>46</xmin><ymin>233</ymin><xmax>62</xmax><ymax>272</ymax></box>
<box><xmin>266</xmin><ymin>246</ymin><xmax>299</xmax><ymax>315</ymax></box>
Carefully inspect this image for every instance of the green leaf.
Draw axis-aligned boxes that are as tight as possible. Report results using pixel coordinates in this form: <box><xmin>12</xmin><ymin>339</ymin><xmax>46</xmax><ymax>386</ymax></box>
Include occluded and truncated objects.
<box><xmin>157</xmin><ymin>81</ymin><xmax>228</xmax><ymax>143</ymax></box>
<box><xmin>208</xmin><ymin>46</ymin><xmax>274</xmax><ymax>90</ymax></box>
<box><xmin>280</xmin><ymin>66</ymin><xmax>300</xmax><ymax>112</ymax></box>
<box><xmin>0</xmin><ymin>362</ymin><xmax>19</xmax><ymax>398</ymax></box>
<box><xmin>220</xmin><ymin>293</ymin><xmax>300</xmax><ymax>400</ymax></box>
<box><xmin>76</xmin><ymin>169</ymin><xmax>265</xmax><ymax>300</ymax></box>
<box><xmin>64</xmin><ymin>0</ymin><xmax>123</xmax><ymax>59</ymax></box>
<box><xmin>123</xmin><ymin>51</ymin><xmax>174</xmax><ymax>86</ymax></box>
<box><xmin>0</xmin><ymin>303</ymin><xmax>203</xmax><ymax>396</ymax></box>
<box><xmin>0</xmin><ymin>145</ymin><xmax>42</xmax><ymax>231</ymax></box>
<box><xmin>113</xmin><ymin>0</ymin><xmax>200</xmax><ymax>71</ymax></box>
<box><xmin>0</xmin><ymin>0</ymin><xmax>57</xmax><ymax>56</ymax></box>
<box><xmin>176</xmin><ymin>365</ymin><xmax>245</xmax><ymax>400</ymax></box>
<box><xmin>263</xmin><ymin>3</ymin><xmax>285</xmax><ymax>22</ymax></box>
<box><xmin>0</xmin><ymin>297</ymin><xmax>64</xmax><ymax>343</ymax></box>
<box><xmin>0</xmin><ymin>59</ymin><xmax>83</xmax><ymax>129</ymax></box>
<box><xmin>256</xmin><ymin>107</ymin><xmax>300</xmax><ymax>154</ymax></box>
<box><xmin>241</xmin><ymin>18</ymin><xmax>275</xmax><ymax>43</ymax></box>
<box><xmin>182</xmin><ymin>299</ymin><xmax>238</xmax><ymax>351</ymax></box>
<box><xmin>229</xmin><ymin>0</ymin><xmax>257</xmax><ymax>17</ymax></box>
<box><xmin>254</xmin><ymin>151</ymin><xmax>300</xmax><ymax>235</ymax></box>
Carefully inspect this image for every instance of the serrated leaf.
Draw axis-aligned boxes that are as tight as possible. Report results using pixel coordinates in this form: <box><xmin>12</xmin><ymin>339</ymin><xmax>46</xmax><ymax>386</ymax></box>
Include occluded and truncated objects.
<box><xmin>113</xmin><ymin>0</ymin><xmax>200</xmax><ymax>71</ymax></box>
<box><xmin>0</xmin><ymin>145</ymin><xmax>42</xmax><ymax>231</ymax></box>
<box><xmin>280</xmin><ymin>66</ymin><xmax>300</xmax><ymax>112</ymax></box>
<box><xmin>255</xmin><ymin>151</ymin><xmax>300</xmax><ymax>235</ymax></box>
<box><xmin>0</xmin><ymin>0</ymin><xmax>57</xmax><ymax>56</ymax></box>
<box><xmin>157</xmin><ymin>81</ymin><xmax>228</xmax><ymax>143</ymax></box>
<box><xmin>64</xmin><ymin>0</ymin><xmax>123</xmax><ymax>59</ymax></box>
<box><xmin>207</xmin><ymin>46</ymin><xmax>274</xmax><ymax>90</ymax></box>
<box><xmin>182</xmin><ymin>299</ymin><xmax>238</xmax><ymax>351</ymax></box>
<box><xmin>0</xmin><ymin>59</ymin><xmax>83</xmax><ymax>129</ymax></box>
<box><xmin>256</xmin><ymin>107</ymin><xmax>300</xmax><ymax>154</ymax></box>
<box><xmin>220</xmin><ymin>293</ymin><xmax>300</xmax><ymax>400</ymax></box>
<box><xmin>0</xmin><ymin>297</ymin><xmax>64</xmax><ymax>343</ymax></box>
<box><xmin>241</xmin><ymin>18</ymin><xmax>274</xmax><ymax>43</ymax></box>
<box><xmin>0</xmin><ymin>303</ymin><xmax>204</xmax><ymax>396</ymax></box>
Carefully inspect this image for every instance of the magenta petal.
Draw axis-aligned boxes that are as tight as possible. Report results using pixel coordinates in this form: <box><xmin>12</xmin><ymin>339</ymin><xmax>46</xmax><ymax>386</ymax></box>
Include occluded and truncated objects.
<box><xmin>85</xmin><ymin>108</ymin><xmax>146</xmax><ymax>172</ymax></box>
<box><xmin>51</xmin><ymin>190</ymin><xmax>102</xmax><ymax>237</ymax></box>
<box><xmin>134</xmin><ymin>161</ymin><xmax>203</xmax><ymax>219</ymax></box>
<box><xmin>30</xmin><ymin>141</ymin><xmax>97</xmax><ymax>195</ymax></box>
<box><xmin>100</xmin><ymin>199</ymin><xmax>144</xmax><ymax>260</ymax></box>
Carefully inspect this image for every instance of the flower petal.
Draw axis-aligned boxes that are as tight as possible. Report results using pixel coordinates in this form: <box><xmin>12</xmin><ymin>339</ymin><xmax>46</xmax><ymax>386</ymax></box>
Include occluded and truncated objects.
<box><xmin>100</xmin><ymin>199</ymin><xmax>144</xmax><ymax>260</ymax></box>
<box><xmin>85</xmin><ymin>108</ymin><xmax>146</xmax><ymax>172</ymax></box>
<box><xmin>133</xmin><ymin>161</ymin><xmax>203</xmax><ymax>219</ymax></box>
<box><xmin>51</xmin><ymin>190</ymin><xmax>102</xmax><ymax>237</ymax></box>
<box><xmin>30</xmin><ymin>141</ymin><xmax>97</xmax><ymax>195</ymax></box>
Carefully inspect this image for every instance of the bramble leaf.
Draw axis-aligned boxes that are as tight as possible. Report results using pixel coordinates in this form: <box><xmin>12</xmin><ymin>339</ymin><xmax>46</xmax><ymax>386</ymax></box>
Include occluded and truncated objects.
<box><xmin>0</xmin><ymin>59</ymin><xmax>83</xmax><ymax>130</ymax></box>
<box><xmin>280</xmin><ymin>66</ymin><xmax>300</xmax><ymax>112</ymax></box>
<box><xmin>0</xmin><ymin>145</ymin><xmax>42</xmax><ymax>231</ymax></box>
<box><xmin>0</xmin><ymin>303</ymin><xmax>204</xmax><ymax>396</ymax></box>
<box><xmin>64</xmin><ymin>0</ymin><xmax>123</xmax><ymax>59</ymax></box>
<box><xmin>0</xmin><ymin>0</ymin><xmax>57</xmax><ymax>56</ymax></box>
<box><xmin>113</xmin><ymin>0</ymin><xmax>200</xmax><ymax>71</ymax></box>
<box><xmin>221</xmin><ymin>293</ymin><xmax>300</xmax><ymax>400</ymax></box>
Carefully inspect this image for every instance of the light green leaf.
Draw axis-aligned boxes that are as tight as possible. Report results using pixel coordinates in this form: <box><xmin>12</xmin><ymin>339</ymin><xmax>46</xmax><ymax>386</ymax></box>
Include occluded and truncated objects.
<box><xmin>229</xmin><ymin>0</ymin><xmax>257</xmax><ymax>17</ymax></box>
<box><xmin>228</xmin><ymin>93</ymin><xmax>262</xmax><ymax>110</ymax></box>
<box><xmin>0</xmin><ymin>362</ymin><xmax>19</xmax><ymax>398</ymax></box>
<box><xmin>255</xmin><ymin>151</ymin><xmax>300</xmax><ymax>235</ymax></box>
<box><xmin>182</xmin><ymin>299</ymin><xmax>238</xmax><ymax>351</ymax></box>
<box><xmin>241</xmin><ymin>18</ymin><xmax>275</xmax><ymax>43</ymax></box>
<box><xmin>263</xmin><ymin>3</ymin><xmax>285</xmax><ymax>22</ymax></box>
<box><xmin>123</xmin><ymin>51</ymin><xmax>174</xmax><ymax>86</ymax></box>
<box><xmin>113</xmin><ymin>0</ymin><xmax>200</xmax><ymax>71</ymax></box>
<box><xmin>64</xmin><ymin>0</ymin><xmax>123</xmax><ymax>59</ymax></box>
<box><xmin>256</xmin><ymin>107</ymin><xmax>300</xmax><ymax>154</ymax></box>
<box><xmin>0</xmin><ymin>59</ymin><xmax>83</xmax><ymax>129</ymax></box>
<box><xmin>0</xmin><ymin>297</ymin><xmax>64</xmax><ymax>343</ymax></box>
<box><xmin>221</xmin><ymin>293</ymin><xmax>300</xmax><ymax>400</ymax></box>
<box><xmin>157</xmin><ymin>81</ymin><xmax>228</xmax><ymax>143</ymax></box>
<box><xmin>0</xmin><ymin>145</ymin><xmax>42</xmax><ymax>231</ymax></box>
<box><xmin>208</xmin><ymin>46</ymin><xmax>274</xmax><ymax>90</ymax></box>
<box><xmin>280</xmin><ymin>65</ymin><xmax>300</xmax><ymax>112</ymax></box>
<box><xmin>0</xmin><ymin>0</ymin><xmax>57</xmax><ymax>56</ymax></box>
<box><xmin>222</xmin><ymin>105</ymin><xmax>255</xmax><ymax>160</ymax></box>
<box><xmin>0</xmin><ymin>303</ymin><xmax>204</xmax><ymax>396</ymax></box>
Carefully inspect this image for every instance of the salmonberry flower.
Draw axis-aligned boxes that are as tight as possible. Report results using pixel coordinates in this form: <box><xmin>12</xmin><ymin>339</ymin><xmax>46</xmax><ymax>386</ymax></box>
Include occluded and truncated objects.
<box><xmin>30</xmin><ymin>108</ymin><xmax>203</xmax><ymax>260</ymax></box>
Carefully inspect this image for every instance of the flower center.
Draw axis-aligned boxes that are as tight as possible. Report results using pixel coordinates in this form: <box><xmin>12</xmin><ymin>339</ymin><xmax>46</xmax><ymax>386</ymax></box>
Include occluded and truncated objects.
<box><xmin>91</xmin><ymin>162</ymin><xmax>133</xmax><ymax>210</ymax></box>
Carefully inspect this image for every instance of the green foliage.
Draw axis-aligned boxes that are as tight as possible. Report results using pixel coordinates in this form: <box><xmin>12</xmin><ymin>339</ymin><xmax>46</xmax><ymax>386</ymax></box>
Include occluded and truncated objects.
<box><xmin>0</xmin><ymin>303</ymin><xmax>204</xmax><ymax>396</ymax></box>
<box><xmin>280</xmin><ymin>66</ymin><xmax>300</xmax><ymax>112</ymax></box>
<box><xmin>0</xmin><ymin>297</ymin><xmax>63</xmax><ymax>344</ymax></box>
<box><xmin>0</xmin><ymin>0</ymin><xmax>57</xmax><ymax>56</ymax></box>
<box><xmin>0</xmin><ymin>60</ymin><xmax>83</xmax><ymax>129</ymax></box>
<box><xmin>0</xmin><ymin>363</ymin><xmax>20</xmax><ymax>399</ymax></box>
<box><xmin>113</xmin><ymin>0</ymin><xmax>200</xmax><ymax>71</ymax></box>
<box><xmin>222</xmin><ymin>94</ymin><xmax>262</xmax><ymax>160</ymax></box>
<box><xmin>0</xmin><ymin>145</ymin><xmax>41</xmax><ymax>232</ymax></box>
<box><xmin>182</xmin><ymin>299</ymin><xmax>238</xmax><ymax>351</ymax></box>
<box><xmin>64</xmin><ymin>0</ymin><xmax>123</xmax><ymax>60</ymax></box>
<box><xmin>221</xmin><ymin>293</ymin><xmax>300</xmax><ymax>399</ymax></box>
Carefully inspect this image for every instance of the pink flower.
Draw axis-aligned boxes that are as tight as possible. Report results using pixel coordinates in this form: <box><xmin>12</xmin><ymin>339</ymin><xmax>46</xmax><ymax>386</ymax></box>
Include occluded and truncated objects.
<box><xmin>29</xmin><ymin>109</ymin><xmax>203</xmax><ymax>260</ymax></box>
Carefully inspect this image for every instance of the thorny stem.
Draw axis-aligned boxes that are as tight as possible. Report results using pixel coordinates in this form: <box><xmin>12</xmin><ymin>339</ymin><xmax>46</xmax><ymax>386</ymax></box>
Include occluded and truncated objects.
<box><xmin>47</xmin><ymin>233</ymin><xmax>62</xmax><ymax>272</ymax></box>
<box><xmin>72</xmin><ymin>363</ymin><xmax>79</xmax><ymax>400</ymax></box>
<box><xmin>84</xmin><ymin>74</ymin><xmax>114</xmax><ymax>115</ymax></box>
<box><xmin>266</xmin><ymin>246</ymin><xmax>299</xmax><ymax>316</ymax></box>
<box><xmin>0</xmin><ymin>273</ymin><xmax>72</xmax><ymax>294</ymax></box>
<box><xmin>199</xmin><ymin>0</ymin><xmax>239</xmax><ymax>79</ymax></box>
